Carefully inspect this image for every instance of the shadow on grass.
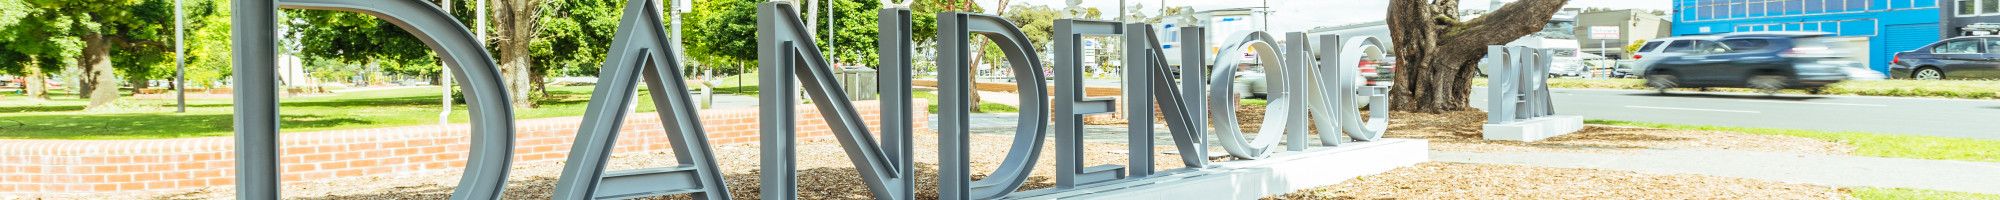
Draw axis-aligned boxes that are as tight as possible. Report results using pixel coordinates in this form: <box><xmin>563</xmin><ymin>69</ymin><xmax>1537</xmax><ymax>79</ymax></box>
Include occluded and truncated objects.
<box><xmin>0</xmin><ymin>104</ymin><xmax>86</xmax><ymax>113</ymax></box>
<box><xmin>0</xmin><ymin>114</ymin><xmax>373</xmax><ymax>140</ymax></box>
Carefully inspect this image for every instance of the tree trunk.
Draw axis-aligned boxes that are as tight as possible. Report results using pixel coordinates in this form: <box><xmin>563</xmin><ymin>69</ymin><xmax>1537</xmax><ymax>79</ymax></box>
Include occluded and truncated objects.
<box><xmin>24</xmin><ymin>57</ymin><xmax>48</xmax><ymax>100</ymax></box>
<box><xmin>1386</xmin><ymin>0</ymin><xmax>1569</xmax><ymax>113</ymax></box>
<box><xmin>530</xmin><ymin>68</ymin><xmax>548</xmax><ymax>98</ymax></box>
<box><xmin>493</xmin><ymin>0</ymin><xmax>541</xmax><ymax>108</ymax></box>
<box><xmin>964</xmin><ymin>37</ymin><xmax>987</xmax><ymax>113</ymax></box>
<box><xmin>79</xmin><ymin>34</ymin><xmax>121</xmax><ymax>110</ymax></box>
<box><xmin>959</xmin><ymin>0</ymin><xmax>1008</xmax><ymax>113</ymax></box>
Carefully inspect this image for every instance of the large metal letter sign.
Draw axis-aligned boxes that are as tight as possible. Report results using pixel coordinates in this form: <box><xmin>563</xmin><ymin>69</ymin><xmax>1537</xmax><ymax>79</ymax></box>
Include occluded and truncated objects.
<box><xmin>1303</xmin><ymin>34</ymin><xmax>1391</xmax><ymax>144</ymax></box>
<box><xmin>550</xmin><ymin>0</ymin><xmax>731</xmax><ymax>199</ymax></box>
<box><xmin>235</xmin><ymin>0</ymin><xmax>518</xmax><ymax>199</ymax></box>
<box><xmin>1120</xmin><ymin>23</ymin><xmax>1211</xmax><ymax>174</ymax></box>
<box><xmin>1050</xmin><ymin>20</ymin><xmax>1211</xmax><ymax>190</ymax></box>
<box><xmin>1206</xmin><ymin>31</ymin><xmax>1293</xmax><ymax>159</ymax></box>
<box><xmin>1481</xmin><ymin>45</ymin><xmax>1583</xmax><ymax>142</ymax></box>
<box><xmin>937</xmin><ymin>12</ymin><xmax>1050</xmax><ymax>200</ymax></box>
<box><xmin>756</xmin><ymin>2</ymin><xmax>917</xmax><ymax>200</ymax></box>
<box><xmin>1051</xmin><ymin>19</ymin><xmax>1123</xmax><ymax>189</ymax></box>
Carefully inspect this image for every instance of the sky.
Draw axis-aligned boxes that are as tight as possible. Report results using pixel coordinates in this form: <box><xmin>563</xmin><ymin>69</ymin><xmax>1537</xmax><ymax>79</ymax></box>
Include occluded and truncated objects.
<box><xmin>971</xmin><ymin>0</ymin><xmax>1674</xmax><ymax>34</ymax></box>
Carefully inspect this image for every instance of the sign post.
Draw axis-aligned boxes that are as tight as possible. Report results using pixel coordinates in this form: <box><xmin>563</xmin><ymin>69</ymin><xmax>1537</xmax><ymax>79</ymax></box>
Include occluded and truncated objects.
<box><xmin>1588</xmin><ymin>26</ymin><xmax>1619</xmax><ymax>78</ymax></box>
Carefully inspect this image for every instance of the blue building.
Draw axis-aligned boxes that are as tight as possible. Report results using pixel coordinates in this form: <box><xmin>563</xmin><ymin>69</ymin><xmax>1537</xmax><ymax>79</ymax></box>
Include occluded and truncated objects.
<box><xmin>1672</xmin><ymin>0</ymin><xmax>1943</xmax><ymax>72</ymax></box>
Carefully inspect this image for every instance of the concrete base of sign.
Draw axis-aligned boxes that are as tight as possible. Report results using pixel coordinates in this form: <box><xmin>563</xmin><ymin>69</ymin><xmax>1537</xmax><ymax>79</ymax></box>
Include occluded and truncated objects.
<box><xmin>1005</xmin><ymin>139</ymin><xmax>1429</xmax><ymax>200</ymax></box>
<box><xmin>1481</xmin><ymin>115</ymin><xmax>1584</xmax><ymax>142</ymax></box>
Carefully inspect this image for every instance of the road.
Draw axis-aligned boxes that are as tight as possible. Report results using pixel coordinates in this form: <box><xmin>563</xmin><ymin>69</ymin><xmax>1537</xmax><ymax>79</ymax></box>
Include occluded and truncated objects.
<box><xmin>1471</xmin><ymin>87</ymin><xmax>2000</xmax><ymax>139</ymax></box>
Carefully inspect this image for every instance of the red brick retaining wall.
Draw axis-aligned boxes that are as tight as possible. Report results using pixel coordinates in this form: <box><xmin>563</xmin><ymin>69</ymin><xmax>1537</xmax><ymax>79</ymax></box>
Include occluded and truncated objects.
<box><xmin>0</xmin><ymin>100</ymin><xmax>926</xmax><ymax>195</ymax></box>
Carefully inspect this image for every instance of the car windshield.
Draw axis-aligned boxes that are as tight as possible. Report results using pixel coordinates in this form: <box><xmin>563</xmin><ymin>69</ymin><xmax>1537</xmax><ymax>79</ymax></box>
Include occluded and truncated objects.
<box><xmin>1637</xmin><ymin>41</ymin><xmax>1664</xmax><ymax>52</ymax></box>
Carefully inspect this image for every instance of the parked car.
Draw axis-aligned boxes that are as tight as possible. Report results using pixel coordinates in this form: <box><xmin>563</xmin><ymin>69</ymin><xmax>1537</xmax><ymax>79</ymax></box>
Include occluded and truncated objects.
<box><xmin>1627</xmin><ymin>35</ymin><xmax>1720</xmax><ymax>76</ymax></box>
<box><xmin>1643</xmin><ymin>32</ymin><xmax>1854</xmax><ymax>94</ymax></box>
<box><xmin>1888</xmin><ymin>35</ymin><xmax>2000</xmax><ymax>80</ymax></box>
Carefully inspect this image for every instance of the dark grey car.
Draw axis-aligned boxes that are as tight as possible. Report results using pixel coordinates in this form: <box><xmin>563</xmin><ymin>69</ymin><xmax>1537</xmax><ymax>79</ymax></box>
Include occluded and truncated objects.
<box><xmin>1888</xmin><ymin>36</ymin><xmax>2000</xmax><ymax>80</ymax></box>
<box><xmin>1644</xmin><ymin>32</ymin><xmax>1853</xmax><ymax>94</ymax></box>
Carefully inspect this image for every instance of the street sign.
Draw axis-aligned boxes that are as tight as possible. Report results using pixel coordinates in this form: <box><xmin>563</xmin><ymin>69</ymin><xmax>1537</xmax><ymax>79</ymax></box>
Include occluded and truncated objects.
<box><xmin>1588</xmin><ymin>26</ymin><xmax>1619</xmax><ymax>40</ymax></box>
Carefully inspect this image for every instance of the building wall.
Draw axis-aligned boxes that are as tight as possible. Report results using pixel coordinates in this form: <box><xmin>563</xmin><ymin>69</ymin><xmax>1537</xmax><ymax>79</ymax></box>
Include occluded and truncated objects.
<box><xmin>1574</xmin><ymin>9</ymin><xmax>1674</xmax><ymax>59</ymax></box>
<box><xmin>1672</xmin><ymin>0</ymin><xmax>1943</xmax><ymax>72</ymax></box>
<box><xmin>1942</xmin><ymin>0</ymin><xmax>2000</xmax><ymax>37</ymax></box>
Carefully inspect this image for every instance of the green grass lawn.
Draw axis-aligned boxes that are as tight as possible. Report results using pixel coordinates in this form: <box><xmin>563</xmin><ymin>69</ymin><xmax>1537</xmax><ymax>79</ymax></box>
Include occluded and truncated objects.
<box><xmin>1474</xmin><ymin>78</ymin><xmax>2000</xmax><ymax>99</ymax></box>
<box><xmin>912</xmin><ymin>89</ymin><xmax>1018</xmax><ymax>113</ymax></box>
<box><xmin>1851</xmin><ymin>187</ymin><xmax>2000</xmax><ymax>200</ymax></box>
<box><xmin>0</xmin><ymin>86</ymin><xmax>656</xmax><ymax>140</ymax></box>
<box><xmin>1586</xmin><ymin>120</ymin><xmax>2000</xmax><ymax>163</ymax></box>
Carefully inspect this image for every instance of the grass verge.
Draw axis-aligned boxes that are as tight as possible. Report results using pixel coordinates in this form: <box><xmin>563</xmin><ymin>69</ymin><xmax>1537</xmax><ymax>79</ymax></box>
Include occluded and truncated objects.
<box><xmin>912</xmin><ymin>89</ymin><xmax>1019</xmax><ymax>113</ymax></box>
<box><xmin>1587</xmin><ymin>120</ymin><xmax>2000</xmax><ymax>162</ymax></box>
<box><xmin>1473</xmin><ymin>78</ymin><xmax>2000</xmax><ymax>99</ymax></box>
<box><xmin>1850</xmin><ymin>187</ymin><xmax>2000</xmax><ymax>200</ymax></box>
<box><xmin>0</xmin><ymin>86</ymin><xmax>648</xmax><ymax>140</ymax></box>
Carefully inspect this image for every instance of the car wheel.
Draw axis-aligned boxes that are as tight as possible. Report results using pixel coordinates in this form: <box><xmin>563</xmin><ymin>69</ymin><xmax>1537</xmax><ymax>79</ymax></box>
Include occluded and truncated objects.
<box><xmin>1645</xmin><ymin>74</ymin><xmax>1677</xmax><ymax>94</ymax></box>
<box><xmin>1747</xmin><ymin>75</ymin><xmax>1789</xmax><ymax>95</ymax></box>
<box><xmin>1807</xmin><ymin>87</ymin><xmax>1826</xmax><ymax>95</ymax></box>
<box><xmin>1913</xmin><ymin>67</ymin><xmax>1944</xmax><ymax>80</ymax></box>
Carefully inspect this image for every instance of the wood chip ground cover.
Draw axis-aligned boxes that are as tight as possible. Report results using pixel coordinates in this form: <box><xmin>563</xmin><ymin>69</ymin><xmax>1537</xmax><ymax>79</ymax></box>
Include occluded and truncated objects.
<box><xmin>95</xmin><ymin>106</ymin><xmax>1855</xmax><ymax>199</ymax></box>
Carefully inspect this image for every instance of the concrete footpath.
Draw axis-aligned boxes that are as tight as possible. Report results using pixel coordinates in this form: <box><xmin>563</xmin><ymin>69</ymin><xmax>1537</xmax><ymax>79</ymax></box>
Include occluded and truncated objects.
<box><xmin>1435</xmin><ymin>149</ymin><xmax>2000</xmax><ymax>194</ymax></box>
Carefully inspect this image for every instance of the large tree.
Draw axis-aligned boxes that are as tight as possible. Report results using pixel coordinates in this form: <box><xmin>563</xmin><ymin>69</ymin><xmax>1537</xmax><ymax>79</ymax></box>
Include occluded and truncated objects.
<box><xmin>0</xmin><ymin>0</ymin><xmax>82</xmax><ymax>100</ymax></box>
<box><xmin>21</xmin><ymin>0</ymin><xmax>180</xmax><ymax>110</ymax></box>
<box><xmin>1386</xmin><ymin>0</ymin><xmax>1569</xmax><ymax>113</ymax></box>
<box><xmin>685</xmin><ymin>0</ymin><xmax>890</xmax><ymax>77</ymax></box>
<box><xmin>530</xmin><ymin>0</ymin><xmax>619</xmax><ymax>97</ymax></box>
<box><xmin>289</xmin><ymin>10</ymin><xmax>442</xmax><ymax>81</ymax></box>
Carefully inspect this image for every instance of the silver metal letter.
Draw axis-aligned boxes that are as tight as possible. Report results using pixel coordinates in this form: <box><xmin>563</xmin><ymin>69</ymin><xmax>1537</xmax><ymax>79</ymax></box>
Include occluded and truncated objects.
<box><xmin>237</xmin><ymin>0</ymin><xmax>519</xmax><ymax>199</ymax></box>
<box><xmin>756</xmin><ymin>2</ymin><xmax>916</xmax><ymax>200</ymax></box>
<box><xmin>551</xmin><ymin>0</ymin><xmax>732</xmax><ymax>199</ymax></box>
<box><xmin>936</xmin><ymin>12</ymin><xmax>1050</xmax><ymax>200</ymax></box>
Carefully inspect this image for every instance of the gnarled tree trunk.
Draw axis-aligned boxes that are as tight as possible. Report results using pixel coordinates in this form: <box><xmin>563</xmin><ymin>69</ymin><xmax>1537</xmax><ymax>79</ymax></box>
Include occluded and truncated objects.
<box><xmin>1387</xmin><ymin>0</ymin><xmax>1569</xmax><ymax>113</ymax></box>
<box><xmin>493</xmin><ymin>0</ymin><xmax>542</xmax><ymax>108</ymax></box>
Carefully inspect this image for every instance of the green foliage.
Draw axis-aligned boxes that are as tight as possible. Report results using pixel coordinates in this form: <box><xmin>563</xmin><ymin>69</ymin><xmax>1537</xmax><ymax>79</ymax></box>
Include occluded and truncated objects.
<box><xmin>910</xmin><ymin>0</ymin><xmax>983</xmax><ymax>45</ymax></box>
<box><xmin>6</xmin><ymin>0</ymin><xmax>198</xmax><ymax>86</ymax></box>
<box><xmin>287</xmin><ymin>10</ymin><xmax>442</xmax><ymax>77</ymax></box>
<box><xmin>684</xmin><ymin>0</ymin><xmax>758</xmax><ymax>74</ymax></box>
<box><xmin>686</xmin><ymin>0</ymin><xmax>886</xmax><ymax>75</ymax></box>
<box><xmin>0</xmin><ymin>0</ymin><xmax>83</xmax><ymax>75</ymax></box>
<box><xmin>532</xmin><ymin>0</ymin><xmax>619</xmax><ymax>77</ymax></box>
<box><xmin>818</xmin><ymin>0</ymin><xmax>881</xmax><ymax>66</ymax></box>
<box><xmin>1623</xmin><ymin>39</ymin><xmax>1645</xmax><ymax>56</ymax></box>
<box><xmin>1587</xmin><ymin>120</ymin><xmax>2000</xmax><ymax>163</ymax></box>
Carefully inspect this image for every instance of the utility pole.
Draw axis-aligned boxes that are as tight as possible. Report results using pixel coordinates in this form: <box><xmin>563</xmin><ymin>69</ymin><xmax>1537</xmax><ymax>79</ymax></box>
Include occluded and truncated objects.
<box><xmin>439</xmin><ymin>0</ymin><xmax>455</xmax><ymax>126</ymax></box>
<box><xmin>174</xmin><ymin>0</ymin><xmax>186</xmax><ymax>113</ymax></box>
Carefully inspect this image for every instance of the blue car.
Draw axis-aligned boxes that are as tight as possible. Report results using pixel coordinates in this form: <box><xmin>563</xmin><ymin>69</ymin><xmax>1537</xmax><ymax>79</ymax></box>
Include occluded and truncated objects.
<box><xmin>1643</xmin><ymin>32</ymin><xmax>1855</xmax><ymax>94</ymax></box>
<box><xmin>1888</xmin><ymin>36</ymin><xmax>2000</xmax><ymax>80</ymax></box>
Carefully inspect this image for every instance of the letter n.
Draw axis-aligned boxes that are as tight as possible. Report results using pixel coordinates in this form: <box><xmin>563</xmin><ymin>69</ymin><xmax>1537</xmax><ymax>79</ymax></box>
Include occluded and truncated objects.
<box><xmin>754</xmin><ymin>2</ymin><xmax>917</xmax><ymax>200</ymax></box>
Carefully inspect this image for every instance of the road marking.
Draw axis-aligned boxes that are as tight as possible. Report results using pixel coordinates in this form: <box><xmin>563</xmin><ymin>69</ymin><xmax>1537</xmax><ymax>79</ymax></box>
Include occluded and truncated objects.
<box><xmin>1624</xmin><ymin>106</ymin><xmax>1762</xmax><ymax>114</ymax></box>
<box><xmin>1734</xmin><ymin>100</ymin><xmax>1887</xmax><ymax>107</ymax></box>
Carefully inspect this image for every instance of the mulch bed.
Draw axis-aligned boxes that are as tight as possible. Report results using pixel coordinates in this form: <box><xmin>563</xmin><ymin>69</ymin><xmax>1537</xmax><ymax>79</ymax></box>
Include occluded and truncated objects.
<box><xmin>108</xmin><ymin>104</ymin><xmax>1853</xmax><ymax>199</ymax></box>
